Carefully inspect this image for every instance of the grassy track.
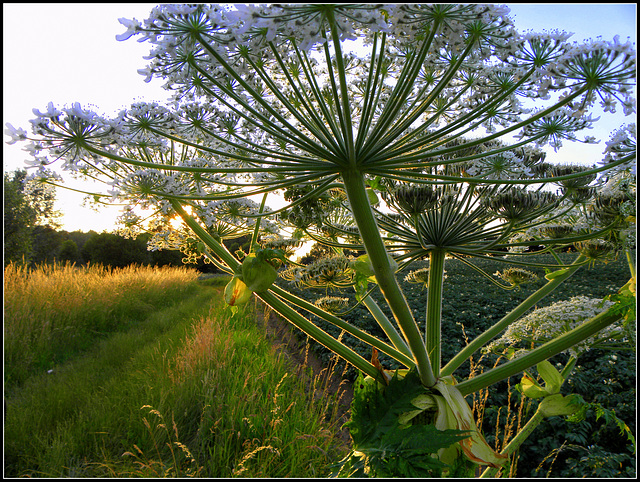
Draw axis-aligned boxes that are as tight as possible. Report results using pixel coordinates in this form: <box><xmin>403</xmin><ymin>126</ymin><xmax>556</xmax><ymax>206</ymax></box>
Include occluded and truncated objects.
<box><xmin>4</xmin><ymin>265</ymin><xmax>348</xmax><ymax>477</ymax></box>
<box><xmin>4</xmin><ymin>263</ymin><xmax>200</xmax><ymax>388</ymax></box>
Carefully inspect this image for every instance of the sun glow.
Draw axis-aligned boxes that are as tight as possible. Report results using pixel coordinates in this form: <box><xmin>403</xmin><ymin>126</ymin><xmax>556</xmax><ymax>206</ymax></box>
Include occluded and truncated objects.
<box><xmin>169</xmin><ymin>205</ymin><xmax>193</xmax><ymax>230</ymax></box>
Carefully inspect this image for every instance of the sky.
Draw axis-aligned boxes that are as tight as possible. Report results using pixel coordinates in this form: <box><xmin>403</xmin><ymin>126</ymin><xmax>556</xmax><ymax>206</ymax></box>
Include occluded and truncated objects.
<box><xmin>3</xmin><ymin>3</ymin><xmax>637</xmax><ymax>233</ymax></box>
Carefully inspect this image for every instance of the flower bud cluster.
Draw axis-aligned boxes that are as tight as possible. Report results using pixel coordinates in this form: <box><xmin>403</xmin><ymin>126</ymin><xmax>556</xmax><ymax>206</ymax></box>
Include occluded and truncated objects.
<box><xmin>404</xmin><ymin>267</ymin><xmax>430</xmax><ymax>286</ymax></box>
<box><xmin>260</xmin><ymin>234</ymin><xmax>302</xmax><ymax>258</ymax></box>
<box><xmin>494</xmin><ymin>267</ymin><xmax>538</xmax><ymax>288</ymax></box>
<box><xmin>484</xmin><ymin>189</ymin><xmax>558</xmax><ymax>222</ymax></box>
<box><xmin>314</xmin><ymin>296</ymin><xmax>350</xmax><ymax>314</ymax></box>
<box><xmin>281</xmin><ymin>255</ymin><xmax>353</xmax><ymax>288</ymax></box>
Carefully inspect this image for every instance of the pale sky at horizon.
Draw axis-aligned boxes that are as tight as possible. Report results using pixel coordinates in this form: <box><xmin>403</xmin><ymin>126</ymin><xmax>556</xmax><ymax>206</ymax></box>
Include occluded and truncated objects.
<box><xmin>3</xmin><ymin>3</ymin><xmax>637</xmax><ymax>233</ymax></box>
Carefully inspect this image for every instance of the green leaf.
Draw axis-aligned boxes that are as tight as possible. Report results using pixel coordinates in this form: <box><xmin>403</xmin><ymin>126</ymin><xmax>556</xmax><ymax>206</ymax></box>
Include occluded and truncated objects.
<box><xmin>333</xmin><ymin>370</ymin><xmax>470</xmax><ymax>477</ymax></box>
<box><xmin>353</xmin><ymin>254</ymin><xmax>376</xmax><ymax>278</ymax></box>
<box><xmin>604</xmin><ymin>278</ymin><xmax>636</xmax><ymax>322</ymax></box>
<box><xmin>353</xmin><ymin>272</ymin><xmax>373</xmax><ymax>301</ymax></box>
<box><xmin>241</xmin><ymin>253</ymin><xmax>278</xmax><ymax>292</ymax></box>
<box><xmin>568</xmin><ymin>397</ymin><xmax>636</xmax><ymax>453</ymax></box>
<box><xmin>594</xmin><ymin>404</ymin><xmax>637</xmax><ymax>452</ymax></box>
<box><xmin>365</xmin><ymin>188</ymin><xmax>379</xmax><ymax>205</ymax></box>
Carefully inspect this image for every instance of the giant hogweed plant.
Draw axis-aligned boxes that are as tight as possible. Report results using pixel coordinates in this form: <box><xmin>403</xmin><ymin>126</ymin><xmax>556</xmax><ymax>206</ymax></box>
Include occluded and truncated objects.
<box><xmin>6</xmin><ymin>4</ymin><xmax>636</xmax><ymax>477</ymax></box>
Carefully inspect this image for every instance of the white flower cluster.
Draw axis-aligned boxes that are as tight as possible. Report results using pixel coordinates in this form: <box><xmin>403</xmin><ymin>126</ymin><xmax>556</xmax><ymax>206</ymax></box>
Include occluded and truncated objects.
<box><xmin>515</xmin><ymin>108</ymin><xmax>600</xmax><ymax>151</ymax></box>
<box><xmin>11</xmin><ymin>5</ymin><xmax>634</xmax><ymax>185</ymax></box>
<box><xmin>114</xmin><ymin>206</ymin><xmax>144</xmax><ymax>239</ymax></box>
<box><xmin>146</xmin><ymin>221</ymin><xmax>192</xmax><ymax>253</ymax></box>
<box><xmin>485</xmin><ymin>296</ymin><xmax>618</xmax><ymax>358</ymax></box>
<box><xmin>546</xmin><ymin>35</ymin><xmax>636</xmax><ymax>117</ymax></box>
<box><xmin>601</xmin><ymin>124</ymin><xmax>636</xmax><ymax>175</ymax></box>
<box><xmin>5</xmin><ymin>3</ymin><xmax>636</xmax><ymax>265</ymax></box>
<box><xmin>466</xmin><ymin>151</ymin><xmax>532</xmax><ymax>180</ymax></box>
<box><xmin>4</xmin><ymin>123</ymin><xmax>28</xmax><ymax>145</ymax></box>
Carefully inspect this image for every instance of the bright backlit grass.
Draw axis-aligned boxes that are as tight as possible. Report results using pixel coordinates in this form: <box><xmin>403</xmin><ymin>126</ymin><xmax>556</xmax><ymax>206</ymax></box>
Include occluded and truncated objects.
<box><xmin>4</xmin><ymin>262</ymin><xmax>200</xmax><ymax>388</ymax></box>
<box><xmin>4</xmin><ymin>264</ymin><xmax>348</xmax><ymax>477</ymax></box>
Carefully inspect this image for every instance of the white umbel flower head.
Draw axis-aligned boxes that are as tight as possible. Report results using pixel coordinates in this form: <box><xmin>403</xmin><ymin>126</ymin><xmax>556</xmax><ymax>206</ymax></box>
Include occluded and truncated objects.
<box><xmin>485</xmin><ymin>296</ymin><xmax>618</xmax><ymax>358</ymax></box>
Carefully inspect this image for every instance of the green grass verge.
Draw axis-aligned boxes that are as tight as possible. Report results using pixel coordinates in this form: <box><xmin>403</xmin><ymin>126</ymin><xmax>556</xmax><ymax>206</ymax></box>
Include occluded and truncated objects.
<box><xmin>4</xmin><ymin>273</ymin><xmax>348</xmax><ymax>477</ymax></box>
<box><xmin>4</xmin><ymin>263</ymin><xmax>201</xmax><ymax>389</ymax></box>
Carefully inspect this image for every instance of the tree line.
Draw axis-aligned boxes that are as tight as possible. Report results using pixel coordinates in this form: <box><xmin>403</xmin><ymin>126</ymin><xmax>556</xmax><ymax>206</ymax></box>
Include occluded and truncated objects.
<box><xmin>4</xmin><ymin>169</ymin><xmax>249</xmax><ymax>270</ymax></box>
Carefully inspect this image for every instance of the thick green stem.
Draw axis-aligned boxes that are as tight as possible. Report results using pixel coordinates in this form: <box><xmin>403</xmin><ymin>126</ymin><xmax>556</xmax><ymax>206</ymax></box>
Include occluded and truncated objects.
<box><xmin>342</xmin><ymin>169</ymin><xmax>437</xmax><ymax>387</ymax></box>
<box><xmin>479</xmin><ymin>409</ymin><xmax>546</xmax><ymax>478</ymax></box>
<box><xmin>425</xmin><ymin>249</ymin><xmax>446</xmax><ymax>378</ymax></box>
<box><xmin>456</xmin><ymin>307</ymin><xmax>623</xmax><ymax>396</ymax></box>
<box><xmin>270</xmin><ymin>284</ymin><xmax>415</xmax><ymax>368</ymax></box>
<box><xmin>441</xmin><ymin>255</ymin><xmax>586</xmax><ymax>377</ymax></box>
<box><xmin>626</xmin><ymin>249</ymin><xmax>636</xmax><ymax>280</ymax></box>
<box><xmin>249</xmin><ymin>193</ymin><xmax>269</xmax><ymax>253</ymax></box>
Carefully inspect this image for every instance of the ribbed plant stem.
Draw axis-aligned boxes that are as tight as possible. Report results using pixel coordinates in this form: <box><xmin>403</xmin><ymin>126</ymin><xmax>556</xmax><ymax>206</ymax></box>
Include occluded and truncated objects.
<box><xmin>256</xmin><ymin>290</ymin><xmax>382</xmax><ymax>382</ymax></box>
<box><xmin>425</xmin><ymin>249</ymin><xmax>446</xmax><ymax>378</ymax></box>
<box><xmin>342</xmin><ymin>169</ymin><xmax>437</xmax><ymax>387</ymax></box>
<box><xmin>361</xmin><ymin>294</ymin><xmax>413</xmax><ymax>359</ymax></box>
<box><xmin>270</xmin><ymin>284</ymin><xmax>415</xmax><ymax>368</ymax></box>
<box><xmin>625</xmin><ymin>249</ymin><xmax>636</xmax><ymax>280</ymax></box>
<box><xmin>249</xmin><ymin>193</ymin><xmax>269</xmax><ymax>253</ymax></box>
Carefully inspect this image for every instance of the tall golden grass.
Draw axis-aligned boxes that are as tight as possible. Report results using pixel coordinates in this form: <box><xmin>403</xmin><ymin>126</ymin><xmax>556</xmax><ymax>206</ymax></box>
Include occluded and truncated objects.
<box><xmin>4</xmin><ymin>267</ymin><xmax>350</xmax><ymax>477</ymax></box>
<box><xmin>119</xmin><ymin>302</ymin><xmax>351</xmax><ymax>478</ymax></box>
<box><xmin>4</xmin><ymin>262</ymin><xmax>200</xmax><ymax>387</ymax></box>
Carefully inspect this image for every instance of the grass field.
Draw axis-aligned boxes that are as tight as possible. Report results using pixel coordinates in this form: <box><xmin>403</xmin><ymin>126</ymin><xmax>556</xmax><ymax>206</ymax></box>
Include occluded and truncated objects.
<box><xmin>4</xmin><ymin>263</ymin><xmax>200</xmax><ymax>389</ymax></box>
<box><xmin>4</xmin><ymin>263</ymin><xmax>348</xmax><ymax>477</ymax></box>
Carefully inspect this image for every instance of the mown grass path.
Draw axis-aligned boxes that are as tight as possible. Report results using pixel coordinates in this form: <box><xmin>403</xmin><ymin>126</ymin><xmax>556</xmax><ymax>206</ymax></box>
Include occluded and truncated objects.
<box><xmin>4</xmin><ymin>278</ymin><xmax>348</xmax><ymax>477</ymax></box>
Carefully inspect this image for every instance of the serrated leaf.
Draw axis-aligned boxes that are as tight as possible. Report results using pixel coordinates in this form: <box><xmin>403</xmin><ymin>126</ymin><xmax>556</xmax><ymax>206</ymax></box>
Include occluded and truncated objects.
<box><xmin>338</xmin><ymin>370</ymin><xmax>469</xmax><ymax>478</ymax></box>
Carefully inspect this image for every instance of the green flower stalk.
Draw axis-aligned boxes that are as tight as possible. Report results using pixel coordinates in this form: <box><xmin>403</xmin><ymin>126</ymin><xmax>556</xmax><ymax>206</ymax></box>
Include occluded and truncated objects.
<box><xmin>425</xmin><ymin>249</ymin><xmax>446</xmax><ymax>377</ymax></box>
<box><xmin>7</xmin><ymin>3</ymin><xmax>636</xmax><ymax>477</ymax></box>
